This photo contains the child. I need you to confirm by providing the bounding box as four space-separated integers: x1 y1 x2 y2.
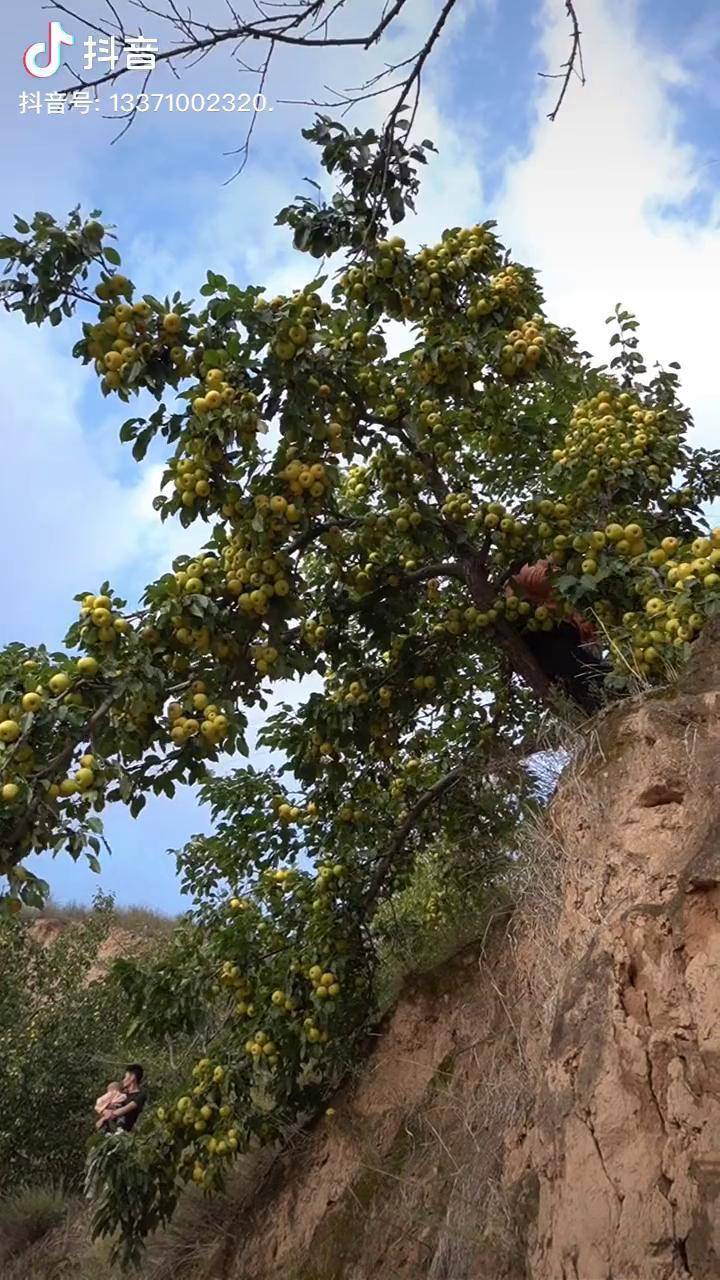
95 1080 125 1130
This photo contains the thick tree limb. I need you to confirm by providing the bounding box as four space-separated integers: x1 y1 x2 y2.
461 552 553 701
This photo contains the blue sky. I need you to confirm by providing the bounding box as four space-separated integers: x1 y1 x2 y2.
2 0 719 912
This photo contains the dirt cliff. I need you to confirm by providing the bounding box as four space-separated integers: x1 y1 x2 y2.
526 622 720 1279
193 623 720 1280
28 916 149 982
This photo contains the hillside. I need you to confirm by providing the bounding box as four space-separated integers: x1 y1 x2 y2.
27 905 176 983
5 620 719 1280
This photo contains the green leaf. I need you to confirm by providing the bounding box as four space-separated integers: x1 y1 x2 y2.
119 418 140 443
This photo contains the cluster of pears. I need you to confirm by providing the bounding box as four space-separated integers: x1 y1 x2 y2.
2 746 103 806
0 692 35 799
261 866 303 894
424 887 449 926
552 391 680 488
414 224 496 306
388 755 428 801
354 365 410 423
219 960 252 1004
276 457 333 515
191 369 262 441
619 530 720 674
85 275 194 394
168 617 230 663
411 673 438 695
306 963 341 1000
243 1029 280 1066
442 494 528 547
257 287 326 362
424 257 531 325
191 365 236 416
326 676 370 708
163 385 260 525
273 794 318 825
301 617 329 650
337 223 510 330
222 536 292 616
338 236 410 315
158 1062 239 1186
47 752 100 801
167 447 223 514
489 264 527 305
166 558 236 662
533 498 588 559
302 1015 330 1045
411 338 476 391
78 592 130 646
0 653 106 804
174 555 220 596
166 681 230 748
498 315 550 379
314 862 347 890
249 641 279 676
343 463 373 503
307 729 337 758
659 532 720 590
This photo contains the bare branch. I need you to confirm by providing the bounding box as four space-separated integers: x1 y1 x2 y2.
45 0 585 187
541 0 586 123
222 40 274 182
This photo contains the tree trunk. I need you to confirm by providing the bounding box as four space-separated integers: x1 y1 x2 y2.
460 551 553 701
526 620 720 1279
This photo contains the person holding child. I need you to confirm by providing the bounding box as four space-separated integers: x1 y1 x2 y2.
94 1063 146 1133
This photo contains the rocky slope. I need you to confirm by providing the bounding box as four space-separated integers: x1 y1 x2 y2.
526 621 720 1279
13 627 720 1280
196 621 720 1280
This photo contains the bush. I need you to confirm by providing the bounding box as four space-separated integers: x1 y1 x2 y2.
0 1184 69 1263
0 894 137 1193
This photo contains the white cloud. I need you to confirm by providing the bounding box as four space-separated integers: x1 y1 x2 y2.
495 0 720 451
0 317 201 647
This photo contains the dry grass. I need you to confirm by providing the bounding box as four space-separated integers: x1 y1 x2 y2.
346 814 569 1280
0 1188 117 1280
0 1185 71 1265
143 1151 278 1280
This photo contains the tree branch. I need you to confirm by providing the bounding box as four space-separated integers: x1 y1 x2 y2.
52 0 423 96
364 763 466 910
541 0 586 123
460 551 553 701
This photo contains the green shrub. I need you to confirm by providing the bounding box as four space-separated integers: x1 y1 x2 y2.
0 894 133 1193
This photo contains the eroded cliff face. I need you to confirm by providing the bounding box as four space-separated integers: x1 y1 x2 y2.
199 624 720 1280
526 622 720 1279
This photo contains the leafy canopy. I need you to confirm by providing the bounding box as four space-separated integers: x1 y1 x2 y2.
1 123 720 1261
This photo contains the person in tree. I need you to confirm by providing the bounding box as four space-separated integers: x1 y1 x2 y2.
511 560 610 711
96 1064 146 1134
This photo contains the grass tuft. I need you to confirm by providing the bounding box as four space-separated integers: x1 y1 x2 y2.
0 1184 70 1264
